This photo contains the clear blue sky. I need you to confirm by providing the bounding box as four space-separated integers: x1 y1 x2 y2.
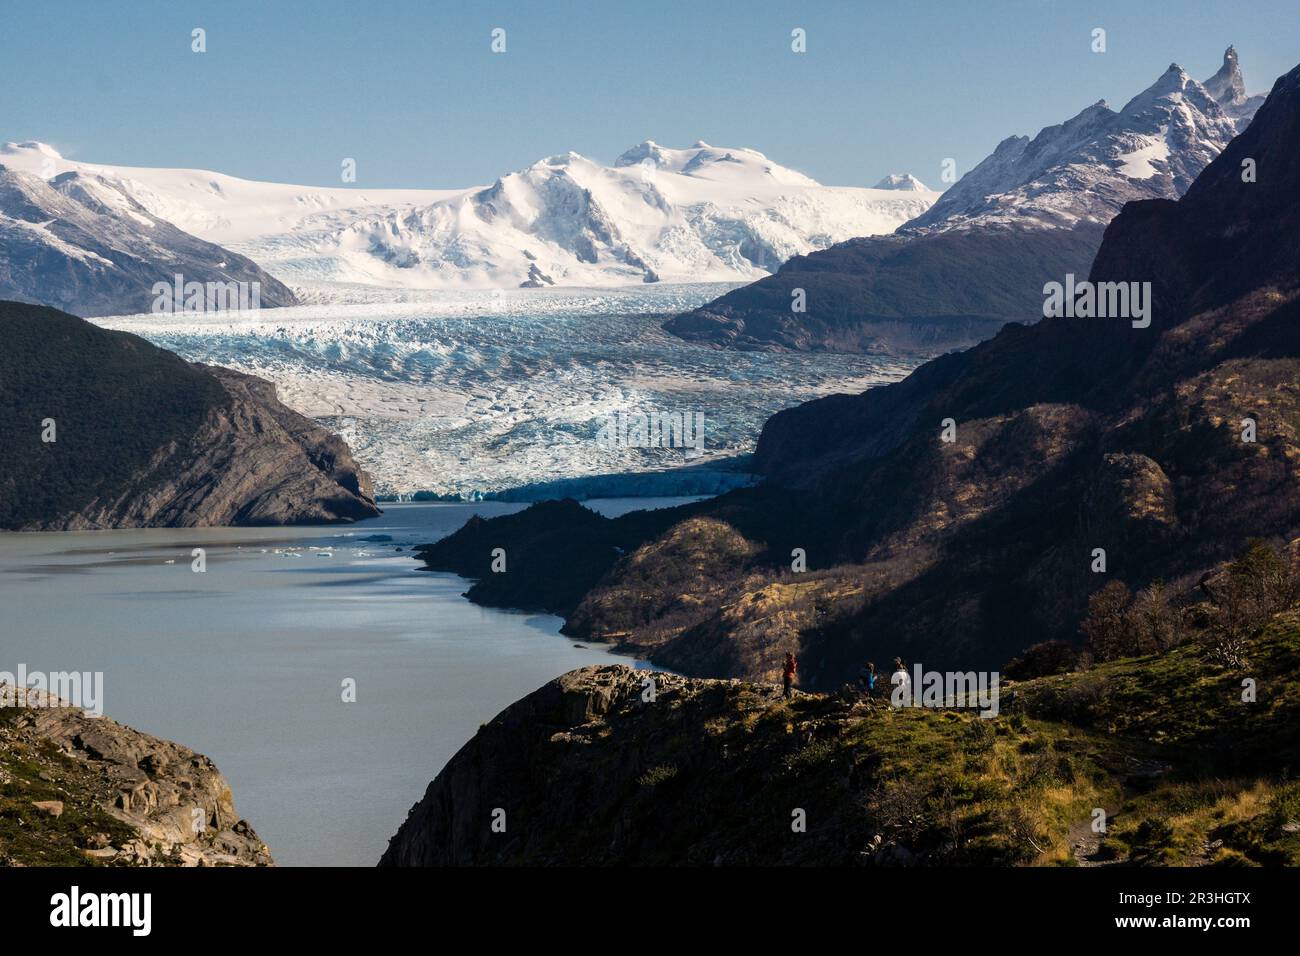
1 0 1295 189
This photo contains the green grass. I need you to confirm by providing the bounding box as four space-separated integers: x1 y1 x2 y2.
1017 613 1300 770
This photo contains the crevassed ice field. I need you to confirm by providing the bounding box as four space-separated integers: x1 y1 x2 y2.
96 284 914 498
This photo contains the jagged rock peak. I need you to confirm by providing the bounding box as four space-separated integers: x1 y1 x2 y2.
1205 45 1247 104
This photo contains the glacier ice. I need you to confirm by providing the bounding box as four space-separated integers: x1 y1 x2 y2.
94 285 918 498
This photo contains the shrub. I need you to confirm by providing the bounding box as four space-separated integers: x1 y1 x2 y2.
1127 818 1178 866
1004 640 1080 679
1199 541 1300 667
636 764 679 787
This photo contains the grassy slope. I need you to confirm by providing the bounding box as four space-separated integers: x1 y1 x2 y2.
853 614 1300 866
1013 615 1300 865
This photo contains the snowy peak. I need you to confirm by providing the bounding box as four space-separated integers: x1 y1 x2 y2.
873 173 929 191
0 138 938 293
1121 63 1193 110
1119 63 1220 120
1 140 64 161
334 143 937 289
613 139 669 168
906 51 1248 233
614 140 819 186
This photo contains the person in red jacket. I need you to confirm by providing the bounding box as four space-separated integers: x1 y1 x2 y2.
782 652 798 698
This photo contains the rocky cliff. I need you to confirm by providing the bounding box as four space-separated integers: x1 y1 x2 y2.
0 300 380 530
382 617 1300 867
0 685 272 866
380 664 903 866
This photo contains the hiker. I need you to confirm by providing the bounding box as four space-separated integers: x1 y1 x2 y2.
858 661 877 699
890 657 909 707
782 652 797 698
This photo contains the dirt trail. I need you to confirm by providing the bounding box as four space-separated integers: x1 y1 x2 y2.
1069 809 1120 866
1069 755 1173 865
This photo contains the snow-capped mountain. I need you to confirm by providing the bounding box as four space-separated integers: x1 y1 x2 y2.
0 141 444 246
665 47 1269 354
0 140 937 295
0 163 295 316
873 173 929 191
907 49 1263 233
316 142 937 289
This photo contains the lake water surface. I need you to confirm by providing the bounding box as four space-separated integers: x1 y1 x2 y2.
0 500 686 865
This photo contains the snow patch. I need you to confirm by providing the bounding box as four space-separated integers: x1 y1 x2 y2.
1116 126 1171 179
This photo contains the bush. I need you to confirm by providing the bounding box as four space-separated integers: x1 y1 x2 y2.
1199 541 1300 667
1127 818 1178 866
1004 641 1080 679
636 764 679 787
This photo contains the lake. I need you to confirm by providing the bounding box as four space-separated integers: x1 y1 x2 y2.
0 499 690 865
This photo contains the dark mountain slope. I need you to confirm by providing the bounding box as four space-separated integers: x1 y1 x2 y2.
661 225 1095 354
0 301 379 530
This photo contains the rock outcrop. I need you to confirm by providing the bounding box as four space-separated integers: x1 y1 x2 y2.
379 664 887 866
0 300 380 530
382 618 1300 867
0 685 273 866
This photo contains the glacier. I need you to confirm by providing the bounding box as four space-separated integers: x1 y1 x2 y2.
93 285 919 499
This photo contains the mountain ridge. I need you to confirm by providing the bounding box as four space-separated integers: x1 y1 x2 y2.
0 164 297 317
0 140 937 295
664 47 1266 354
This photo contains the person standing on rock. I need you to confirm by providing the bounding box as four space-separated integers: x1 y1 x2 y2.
890 658 910 708
782 653 798 698
859 661 877 699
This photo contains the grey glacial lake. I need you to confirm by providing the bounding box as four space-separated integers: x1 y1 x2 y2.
0 499 684 866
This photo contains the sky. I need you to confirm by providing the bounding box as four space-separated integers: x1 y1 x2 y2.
1 0 1297 190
